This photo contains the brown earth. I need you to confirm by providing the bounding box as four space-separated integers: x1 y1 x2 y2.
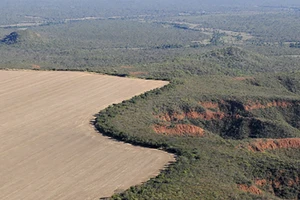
255 179 268 187
156 112 186 122
238 184 262 195
153 124 204 136
254 179 275 195
157 100 295 124
0 71 175 200
155 99 297 138
187 110 226 120
247 138 300 152
254 177 300 195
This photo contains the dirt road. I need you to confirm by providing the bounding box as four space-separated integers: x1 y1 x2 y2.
0 71 174 200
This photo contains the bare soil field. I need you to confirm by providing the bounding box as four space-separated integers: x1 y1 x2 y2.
0 71 174 200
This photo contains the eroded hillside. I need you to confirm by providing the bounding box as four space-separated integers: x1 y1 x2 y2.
96 70 300 199
2 4 300 198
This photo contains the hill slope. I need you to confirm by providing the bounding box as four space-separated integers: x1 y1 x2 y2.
95 72 300 199
1 30 42 45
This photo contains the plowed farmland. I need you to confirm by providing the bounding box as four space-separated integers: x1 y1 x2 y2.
0 70 174 200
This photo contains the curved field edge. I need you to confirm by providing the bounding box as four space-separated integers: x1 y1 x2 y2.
3 69 300 199
94 82 185 199
3 58 300 199
94 76 300 199
2 72 173 199
0 67 171 82
95 82 180 154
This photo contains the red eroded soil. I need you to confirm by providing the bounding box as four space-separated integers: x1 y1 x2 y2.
248 138 300 152
238 184 262 195
153 124 204 136
156 112 185 122
186 110 226 120
255 179 268 187
255 177 300 193
244 100 292 111
155 100 298 137
157 100 295 123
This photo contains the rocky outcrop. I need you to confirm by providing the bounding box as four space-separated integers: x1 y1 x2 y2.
247 138 300 152
154 99 300 139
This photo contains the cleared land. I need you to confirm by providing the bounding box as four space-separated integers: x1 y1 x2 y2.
0 71 174 200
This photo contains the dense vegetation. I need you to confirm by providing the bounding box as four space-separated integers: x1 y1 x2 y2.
2 1 300 199
95 72 300 199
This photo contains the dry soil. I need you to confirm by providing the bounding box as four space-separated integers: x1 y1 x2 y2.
0 70 174 200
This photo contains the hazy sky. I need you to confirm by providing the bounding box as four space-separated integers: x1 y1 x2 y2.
0 0 299 24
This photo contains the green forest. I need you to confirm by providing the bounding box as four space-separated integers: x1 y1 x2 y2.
2 1 300 199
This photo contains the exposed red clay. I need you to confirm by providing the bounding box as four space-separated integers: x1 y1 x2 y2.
238 184 262 195
156 100 298 137
248 138 300 152
157 100 296 123
254 177 300 196
186 110 226 120
255 179 268 187
153 124 204 136
156 112 185 122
